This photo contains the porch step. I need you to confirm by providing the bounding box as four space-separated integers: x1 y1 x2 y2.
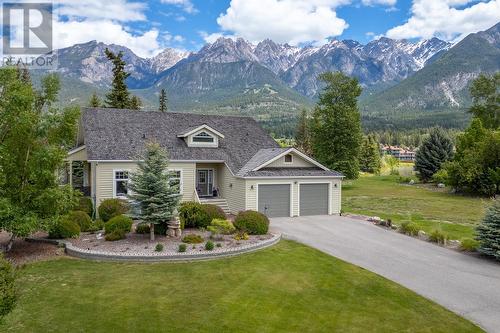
199 198 232 214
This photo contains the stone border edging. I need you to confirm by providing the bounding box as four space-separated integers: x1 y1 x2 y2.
27 233 281 262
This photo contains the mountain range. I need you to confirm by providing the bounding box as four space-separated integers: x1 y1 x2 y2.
42 22 500 134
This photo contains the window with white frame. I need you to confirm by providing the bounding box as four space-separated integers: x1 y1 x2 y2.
114 170 129 197
192 131 214 143
284 154 293 163
169 170 183 194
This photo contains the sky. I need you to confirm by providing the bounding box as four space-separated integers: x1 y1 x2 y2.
6 0 500 57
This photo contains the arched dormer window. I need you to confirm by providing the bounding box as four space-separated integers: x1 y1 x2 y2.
192 131 214 143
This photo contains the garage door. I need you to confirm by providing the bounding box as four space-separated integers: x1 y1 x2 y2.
258 184 291 217
300 184 329 216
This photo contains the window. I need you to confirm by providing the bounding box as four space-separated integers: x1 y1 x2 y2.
284 154 293 163
192 131 214 143
114 170 129 197
169 170 182 194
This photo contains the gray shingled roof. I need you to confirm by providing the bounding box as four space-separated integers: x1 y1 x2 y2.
81 108 279 174
80 108 342 178
245 168 343 177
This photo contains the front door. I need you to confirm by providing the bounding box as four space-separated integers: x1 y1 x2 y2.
196 169 213 196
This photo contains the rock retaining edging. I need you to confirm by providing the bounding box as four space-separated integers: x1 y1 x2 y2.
28 233 281 262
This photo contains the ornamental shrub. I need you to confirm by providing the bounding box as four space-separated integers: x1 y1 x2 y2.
179 202 226 229
49 216 80 239
460 238 480 252
178 244 187 252
477 200 500 260
205 240 214 251
0 254 16 317
399 222 419 236
75 197 94 216
135 222 168 235
201 204 226 223
104 215 133 235
155 243 164 252
105 229 126 241
428 229 448 244
182 234 204 244
415 127 454 182
67 210 92 232
208 219 235 235
98 199 129 222
234 211 269 235
135 223 150 234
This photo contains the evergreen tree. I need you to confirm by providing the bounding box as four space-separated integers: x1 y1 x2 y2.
311 72 362 179
104 48 131 109
159 88 168 112
477 200 500 261
128 142 181 241
359 135 381 174
0 66 80 251
469 73 499 129
415 127 454 182
88 92 101 107
294 108 312 155
129 95 142 110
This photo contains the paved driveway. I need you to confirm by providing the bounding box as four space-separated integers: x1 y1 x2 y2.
271 215 500 333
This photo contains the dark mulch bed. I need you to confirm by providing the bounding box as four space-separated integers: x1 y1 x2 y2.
1 231 65 266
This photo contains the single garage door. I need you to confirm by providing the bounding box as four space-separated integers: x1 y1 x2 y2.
258 184 291 217
300 183 329 216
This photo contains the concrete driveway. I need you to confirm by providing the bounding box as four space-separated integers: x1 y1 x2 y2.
271 215 500 333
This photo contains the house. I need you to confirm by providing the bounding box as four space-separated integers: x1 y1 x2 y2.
65 108 343 218
380 145 416 162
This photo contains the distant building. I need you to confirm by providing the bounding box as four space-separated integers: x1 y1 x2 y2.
380 145 416 162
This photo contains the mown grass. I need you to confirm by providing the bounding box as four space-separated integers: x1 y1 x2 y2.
342 175 491 240
0 241 481 333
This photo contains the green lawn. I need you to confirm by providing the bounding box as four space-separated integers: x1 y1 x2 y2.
343 175 491 240
1 241 481 332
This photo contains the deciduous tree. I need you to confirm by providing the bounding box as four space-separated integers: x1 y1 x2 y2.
294 108 312 155
469 73 499 129
359 135 381 174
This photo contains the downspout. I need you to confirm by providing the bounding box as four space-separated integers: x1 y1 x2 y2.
91 162 98 219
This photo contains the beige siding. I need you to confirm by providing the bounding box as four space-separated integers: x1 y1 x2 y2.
245 178 342 217
66 147 88 161
94 161 196 208
266 153 315 168
217 164 246 213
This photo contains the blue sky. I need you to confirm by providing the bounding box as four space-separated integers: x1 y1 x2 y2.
50 0 500 57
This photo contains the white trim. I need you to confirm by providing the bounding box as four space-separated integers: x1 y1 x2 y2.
67 145 86 155
243 175 343 179
177 124 225 138
252 148 330 172
297 181 331 216
196 168 216 196
187 130 219 148
112 169 131 199
256 183 293 218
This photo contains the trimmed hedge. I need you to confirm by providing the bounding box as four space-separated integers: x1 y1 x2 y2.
105 229 126 241
233 211 269 235
75 197 93 216
0 254 16 317
104 215 133 235
67 211 92 232
179 202 226 229
49 217 80 239
182 234 204 244
98 199 129 222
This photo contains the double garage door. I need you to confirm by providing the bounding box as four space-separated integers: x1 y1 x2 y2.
258 183 329 218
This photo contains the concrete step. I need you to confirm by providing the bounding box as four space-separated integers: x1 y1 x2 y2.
199 198 231 214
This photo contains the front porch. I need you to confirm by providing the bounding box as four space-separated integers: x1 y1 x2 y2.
195 164 222 198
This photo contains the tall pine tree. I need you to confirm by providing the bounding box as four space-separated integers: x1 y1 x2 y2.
128 142 181 241
311 72 362 179
294 108 312 155
477 200 500 261
359 135 381 174
159 88 168 112
415 127 454 182
104 48 140 109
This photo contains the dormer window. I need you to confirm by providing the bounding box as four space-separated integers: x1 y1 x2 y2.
192 131 214 143
284 154 293 163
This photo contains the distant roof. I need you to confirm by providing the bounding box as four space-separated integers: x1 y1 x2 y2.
80 108 279 174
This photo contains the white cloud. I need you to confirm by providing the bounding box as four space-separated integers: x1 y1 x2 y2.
386 0 500 41
160 0 197 14
362 0 397 6
57 0 147 22
214 0 350 46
